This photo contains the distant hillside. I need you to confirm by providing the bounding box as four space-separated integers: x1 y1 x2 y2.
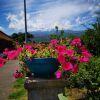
30 30 84 42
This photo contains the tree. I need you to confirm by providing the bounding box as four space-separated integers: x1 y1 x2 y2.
11 32 34 44
55 26 58 33
81 18 100 56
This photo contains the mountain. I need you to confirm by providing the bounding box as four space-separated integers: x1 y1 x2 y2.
30 30 84 42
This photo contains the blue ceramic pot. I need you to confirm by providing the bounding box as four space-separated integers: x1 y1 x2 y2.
25 58 60 78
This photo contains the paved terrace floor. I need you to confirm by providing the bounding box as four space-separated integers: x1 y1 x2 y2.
0 60 19 100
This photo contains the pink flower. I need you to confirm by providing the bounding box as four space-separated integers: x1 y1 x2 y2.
79 56 89 63
66 49 74 56
57 45 66 53
57 53 65 64
7 48 22 60
71 64 79 74
70 38 81 46
62 62 73 71
0 57 5 68
5 48 8 52
13 69 23 78
17 47 22 52
55 70 62 79
3 48 9 55
48 43 53 47
82 52 91 58
16 42 19 45
80 45 87 52
24 44 33 49
15 51 20 57
50 39 58 44
7 50 17 60
28 58 32 61
70 56 77 61
28 49 37 54
49 39 58 48
3 51 8 55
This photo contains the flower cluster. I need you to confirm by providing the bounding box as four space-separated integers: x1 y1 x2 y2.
0 42 57 78
13 69 23 78
0 38 91 79
0 57 5 68
50 38 91 79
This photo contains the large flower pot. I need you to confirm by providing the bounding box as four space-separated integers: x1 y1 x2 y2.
25 58 60 78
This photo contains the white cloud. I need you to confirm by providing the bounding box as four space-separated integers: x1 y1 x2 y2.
7 11 25 31
7 0 96 31
0 26 5 31
75 17 81 24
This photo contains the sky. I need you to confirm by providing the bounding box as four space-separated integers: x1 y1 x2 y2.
0 0 100 35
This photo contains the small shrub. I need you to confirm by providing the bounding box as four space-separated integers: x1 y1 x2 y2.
69 56 100 99
81 18 100 56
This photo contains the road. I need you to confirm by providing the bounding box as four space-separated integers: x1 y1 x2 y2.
0 60 19 100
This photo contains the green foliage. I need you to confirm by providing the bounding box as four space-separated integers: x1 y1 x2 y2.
69 56 100 99
67 34 79 41
8 78 27 100
58 93 68 100
55 26 59 33
49 27 80 44
49 34 59 40
49 26 65 40
11 32 33 45
81 18 100 56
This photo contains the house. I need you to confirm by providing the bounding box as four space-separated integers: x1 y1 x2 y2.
0 30 13 53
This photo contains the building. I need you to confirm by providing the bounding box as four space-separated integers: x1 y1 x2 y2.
0 30 13 53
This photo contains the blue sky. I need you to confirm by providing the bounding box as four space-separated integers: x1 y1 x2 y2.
0 0 99 35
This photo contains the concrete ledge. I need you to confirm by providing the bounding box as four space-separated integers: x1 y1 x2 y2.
24 77 68 100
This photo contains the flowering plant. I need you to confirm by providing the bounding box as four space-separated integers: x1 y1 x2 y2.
49 38 91 79
0 37 91 79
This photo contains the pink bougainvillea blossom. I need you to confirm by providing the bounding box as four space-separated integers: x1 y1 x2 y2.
71 64 79 74
66 49 74 56
55 70 62 79
62 62 73 71
79 56 89 63
57 45 66 53
57 53 65 64
0 57 5 68
70 38 81 46
13 69 23 78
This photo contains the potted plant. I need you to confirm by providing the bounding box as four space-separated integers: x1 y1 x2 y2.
1 38 91 79
5 41 60 78
17 42 60 78
0 38 92 100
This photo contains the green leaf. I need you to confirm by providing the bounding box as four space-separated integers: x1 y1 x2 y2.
58 93 68 100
